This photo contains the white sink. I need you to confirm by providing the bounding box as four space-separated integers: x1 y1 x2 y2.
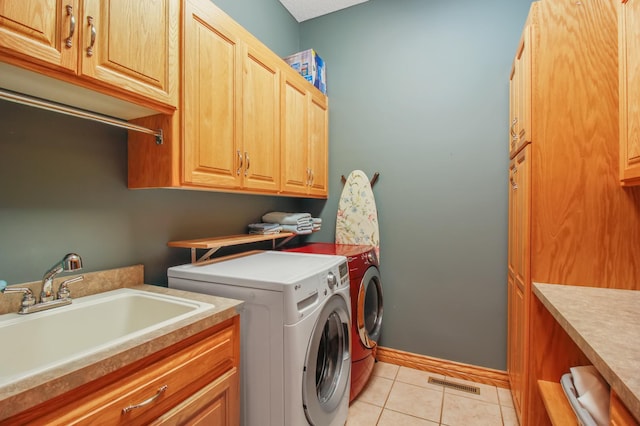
0 288 213 384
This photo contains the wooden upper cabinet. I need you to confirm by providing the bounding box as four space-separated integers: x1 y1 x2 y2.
129 0 328 198
242 43 281 192
0 0 178 110
80 0 178 107
280 67 329 198
509 23 532 158
619 0 640 185
308 92 328 197
0 0 79 72
281 69 310 195
183 0 242 189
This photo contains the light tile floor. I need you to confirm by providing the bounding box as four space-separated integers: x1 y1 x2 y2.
347 362 519 426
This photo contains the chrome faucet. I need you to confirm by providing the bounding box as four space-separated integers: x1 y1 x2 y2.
0 253 84 314
41 253 83 302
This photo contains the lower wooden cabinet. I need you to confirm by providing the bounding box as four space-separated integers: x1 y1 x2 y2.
152 368 239 425
3 317 240 426
507 146 531 423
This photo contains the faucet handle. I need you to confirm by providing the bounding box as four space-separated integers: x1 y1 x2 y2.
57 275 84 300
2 286 37 309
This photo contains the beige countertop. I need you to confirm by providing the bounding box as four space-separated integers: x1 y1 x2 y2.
0 265 243 421
533 283 640 421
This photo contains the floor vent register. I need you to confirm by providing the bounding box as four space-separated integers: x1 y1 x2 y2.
427 377 481 395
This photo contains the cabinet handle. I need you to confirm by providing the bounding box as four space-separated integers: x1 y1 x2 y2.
244 152 250 176
309 169 314 186
510 117 519 140
121 385 168 414
86 16 96 57
237 150 243 175
65 5 75 48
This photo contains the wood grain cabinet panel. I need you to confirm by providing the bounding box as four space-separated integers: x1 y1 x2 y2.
619 0 640 185
242 43 281 193
0 0 178 110
280 66 328 198
507 0 640 424
508 21 532 158
80 0 178 107
182 0 242 189
507 146 530 424
0 0 79 72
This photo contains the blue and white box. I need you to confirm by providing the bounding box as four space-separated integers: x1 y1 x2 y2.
283 49 327 94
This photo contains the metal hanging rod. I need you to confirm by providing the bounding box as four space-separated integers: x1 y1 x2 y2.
0 88 163 145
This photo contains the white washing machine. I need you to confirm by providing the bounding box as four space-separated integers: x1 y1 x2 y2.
168 251 351 426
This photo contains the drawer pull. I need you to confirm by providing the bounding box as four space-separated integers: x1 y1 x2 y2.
121 385 168 414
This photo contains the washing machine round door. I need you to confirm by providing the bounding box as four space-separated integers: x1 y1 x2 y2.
302 294 351 425
358 266 383 349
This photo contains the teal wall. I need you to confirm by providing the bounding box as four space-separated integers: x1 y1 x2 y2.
0 0 533 370
300 0 534 369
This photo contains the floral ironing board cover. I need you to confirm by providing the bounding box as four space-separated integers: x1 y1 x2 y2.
336 170 380 258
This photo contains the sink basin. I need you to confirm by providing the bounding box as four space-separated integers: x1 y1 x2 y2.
0 288 213 384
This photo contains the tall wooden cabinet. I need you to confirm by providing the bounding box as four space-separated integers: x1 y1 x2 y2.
507 0 640 424
0 0 178 109
619 0 640 185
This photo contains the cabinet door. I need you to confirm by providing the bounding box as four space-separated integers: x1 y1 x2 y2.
619 0 640 184
308 92 329 197
152 368 240 426
509 23 532 158
281 70 310 195
242 42 280 192
183 0 242 189
80 0 177 106
0 0 78 71
507 146 530 421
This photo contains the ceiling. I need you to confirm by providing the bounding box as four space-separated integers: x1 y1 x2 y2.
278 0 369 22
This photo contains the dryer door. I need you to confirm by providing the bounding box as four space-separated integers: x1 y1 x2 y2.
302 294 351 425
358 266 383 349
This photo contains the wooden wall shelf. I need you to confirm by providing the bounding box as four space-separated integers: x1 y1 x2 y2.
168 233 296 263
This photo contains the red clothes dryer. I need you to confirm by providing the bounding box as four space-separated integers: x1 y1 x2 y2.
285 243 383 402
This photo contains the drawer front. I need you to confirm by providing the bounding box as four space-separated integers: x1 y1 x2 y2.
35 324 236 425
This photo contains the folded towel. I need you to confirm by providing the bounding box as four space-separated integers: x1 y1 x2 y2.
571 366 610 426
262 212 312 225
280 224 313 234
312 218 322 224
248 223 283 235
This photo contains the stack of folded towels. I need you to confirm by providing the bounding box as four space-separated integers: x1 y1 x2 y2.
247 212 322 235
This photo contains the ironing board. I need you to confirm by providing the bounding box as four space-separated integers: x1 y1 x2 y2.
336 170 380 258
